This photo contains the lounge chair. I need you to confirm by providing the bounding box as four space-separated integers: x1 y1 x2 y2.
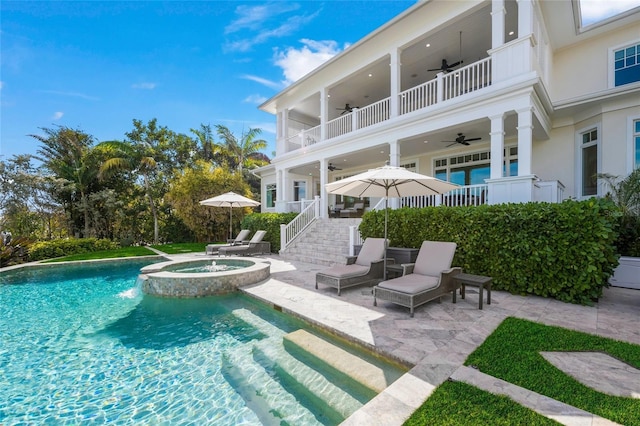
206 229 251 255
340 202 365 218
315 237 387 295
373 241 461 317
218 230 270 256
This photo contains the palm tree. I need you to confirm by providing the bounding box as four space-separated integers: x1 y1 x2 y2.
190 124 225 163
215 125 268 173
31 126 98 238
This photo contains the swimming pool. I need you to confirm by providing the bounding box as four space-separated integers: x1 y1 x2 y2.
0 259 404 425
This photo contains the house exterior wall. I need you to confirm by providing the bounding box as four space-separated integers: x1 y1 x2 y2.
551 23 640 101
255 0 640 212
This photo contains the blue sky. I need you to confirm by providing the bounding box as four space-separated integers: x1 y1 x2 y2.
2 1 639 162
0 1 415 159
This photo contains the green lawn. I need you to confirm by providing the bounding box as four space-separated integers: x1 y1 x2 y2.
150 242 208 254
42 246 157 262
407 317 640 426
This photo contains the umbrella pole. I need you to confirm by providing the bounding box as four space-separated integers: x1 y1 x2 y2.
383 192 388 280
229 206 233 241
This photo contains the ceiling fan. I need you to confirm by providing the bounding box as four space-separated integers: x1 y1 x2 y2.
328 162 343 171
441 133 482 147
428 58 463 73
336 103 358 115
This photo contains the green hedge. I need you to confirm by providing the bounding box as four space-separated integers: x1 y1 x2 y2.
359 199 620 305
241 212 298 253
28 238 120 262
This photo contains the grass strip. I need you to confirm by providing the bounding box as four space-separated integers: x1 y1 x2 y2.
150 242 208 254
404 380 560 425
465 317 640 426
42 246 157 262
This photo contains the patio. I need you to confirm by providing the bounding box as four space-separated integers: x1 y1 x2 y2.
238 254 640 426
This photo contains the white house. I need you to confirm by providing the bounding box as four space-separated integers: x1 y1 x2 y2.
254 0 640 221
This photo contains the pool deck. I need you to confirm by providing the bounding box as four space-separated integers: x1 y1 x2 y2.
150 252 640 425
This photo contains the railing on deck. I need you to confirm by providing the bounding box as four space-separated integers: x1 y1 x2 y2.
284 57 492 151
400 79 438 114
356 98 390 129
401 184 489 208
280 196 320 252
326 114 353 139
442 57 492 101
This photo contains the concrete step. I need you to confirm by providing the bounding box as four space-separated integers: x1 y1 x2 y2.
231 309 364 422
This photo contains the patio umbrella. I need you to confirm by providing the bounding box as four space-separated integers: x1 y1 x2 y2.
325 164 459 278
199 191 260 240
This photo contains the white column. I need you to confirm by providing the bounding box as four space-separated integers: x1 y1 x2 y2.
390 48 401 118
320 158 328 218
281 110 289 153
517 107 533 176
389 140 400 167
320 88 327 141
517 0 534 37
491 0 505 49
489 113 505 179
275 168 284 212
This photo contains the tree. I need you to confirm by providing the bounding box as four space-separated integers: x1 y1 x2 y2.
215 125 269 173
190 124 225 164
98 119 175 244
166 161 252 242
30 126 99 238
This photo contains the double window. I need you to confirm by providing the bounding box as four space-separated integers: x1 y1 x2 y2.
613 42 640 87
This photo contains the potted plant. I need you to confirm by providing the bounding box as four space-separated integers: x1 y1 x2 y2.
599 169 640 289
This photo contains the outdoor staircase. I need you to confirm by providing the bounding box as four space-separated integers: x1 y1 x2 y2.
279 218 361 266
221 308 377 425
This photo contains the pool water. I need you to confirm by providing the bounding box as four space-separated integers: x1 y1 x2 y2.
0 260 403 425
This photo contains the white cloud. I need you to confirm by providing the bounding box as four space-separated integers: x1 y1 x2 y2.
225 3 301 34
580 0 640 25
244 94 268 104
132 82 156 90
52 111 64 120
40 90 99 101
240 74 283 90
223 3 320 52
274 39 343 84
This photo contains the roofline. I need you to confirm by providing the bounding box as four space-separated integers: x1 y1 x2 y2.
258 0 430 114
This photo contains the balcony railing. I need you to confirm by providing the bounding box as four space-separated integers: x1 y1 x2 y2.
401 184 489 208
283 57 493 151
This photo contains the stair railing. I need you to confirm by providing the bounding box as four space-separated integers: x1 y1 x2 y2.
280 196 320 253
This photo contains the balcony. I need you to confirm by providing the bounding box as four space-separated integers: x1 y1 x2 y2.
284 57 492 152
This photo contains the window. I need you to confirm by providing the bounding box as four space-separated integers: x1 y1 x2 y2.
614 42 640 86
293 181 306 201
634 119 640 170
433 147 517 184
580 128 599 196
266 184 276 208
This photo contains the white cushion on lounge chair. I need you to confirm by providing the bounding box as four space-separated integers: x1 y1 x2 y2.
355 237 386 266
413 241 456 276
320 264 370 279
377 274 439 294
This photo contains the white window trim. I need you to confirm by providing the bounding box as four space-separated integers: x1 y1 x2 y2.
608 38 640 88
575 123 601 199
629 115 640 173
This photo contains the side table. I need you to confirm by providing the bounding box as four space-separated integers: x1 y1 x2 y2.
385 264 404 279
454 273 492 309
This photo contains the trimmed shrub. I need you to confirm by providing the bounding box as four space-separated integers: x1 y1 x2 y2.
28 238 120 262
241 212 298 252
359 199 619 304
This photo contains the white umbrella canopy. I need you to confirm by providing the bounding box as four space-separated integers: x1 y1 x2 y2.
199 191 260 240
325 164 459 278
